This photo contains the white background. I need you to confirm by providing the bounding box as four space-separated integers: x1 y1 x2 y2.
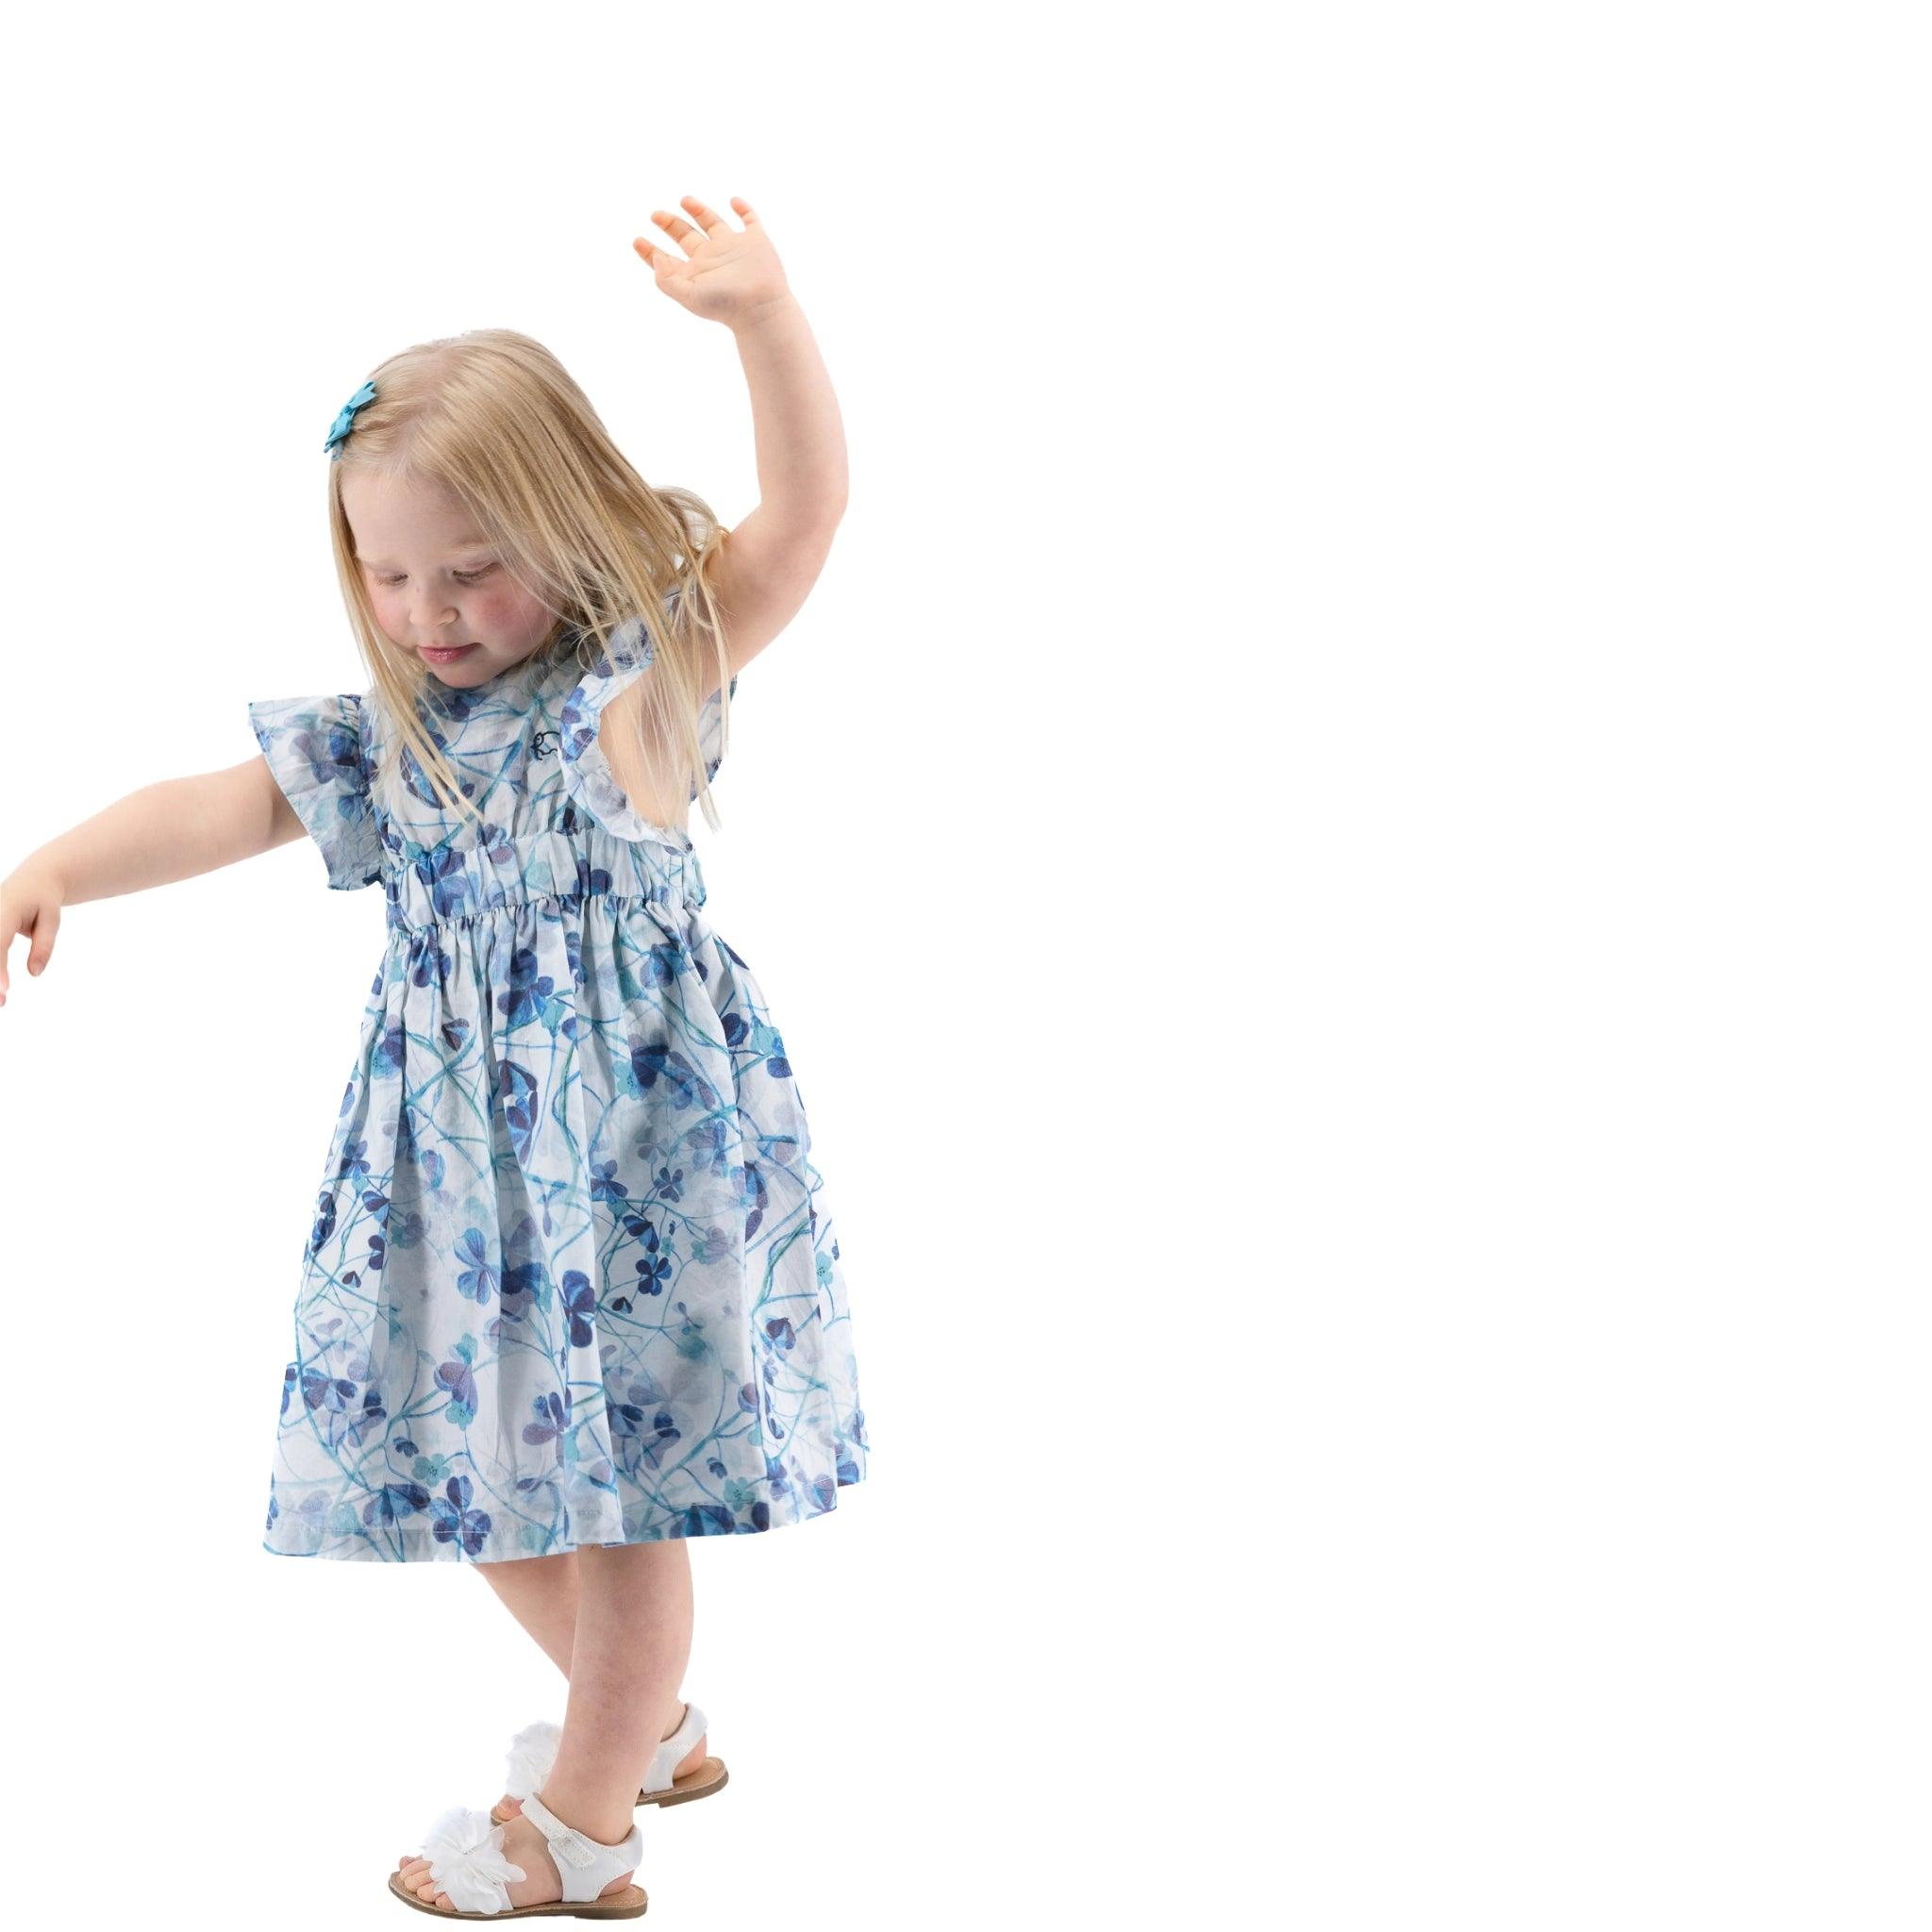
0 4 1925 1927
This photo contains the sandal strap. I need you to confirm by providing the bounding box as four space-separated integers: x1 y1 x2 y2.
642 1701 708 1793
519 1790 643 1905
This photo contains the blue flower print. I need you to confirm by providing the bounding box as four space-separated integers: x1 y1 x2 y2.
629 1039 715 1112
366 1482 431 1528
497 946 557 1031
300 1365 354 1414
308 1191 337 1253
499 1062 541 1167
642 941 684 988
560 1272 597 1349
429 1474 491 1557
436 1339 478 1425
523 1390 571 1455
455 1228 499 1306
631 1237 672 1300
420 843 480 921
739 1161 768 1241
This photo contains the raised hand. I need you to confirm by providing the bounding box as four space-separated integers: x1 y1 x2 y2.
633 195 793 328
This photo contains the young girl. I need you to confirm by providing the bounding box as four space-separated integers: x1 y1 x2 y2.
0 195 868 1920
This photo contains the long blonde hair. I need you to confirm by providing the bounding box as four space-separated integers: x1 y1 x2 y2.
325 327 732 835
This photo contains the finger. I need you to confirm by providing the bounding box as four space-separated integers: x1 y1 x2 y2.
678 195 734 236
633 240 691 292
649 210 705 256
27 904 58 974
730 196 760 226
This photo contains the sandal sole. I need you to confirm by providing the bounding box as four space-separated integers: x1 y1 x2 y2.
640 1758 729 1807
387 1871 647 1919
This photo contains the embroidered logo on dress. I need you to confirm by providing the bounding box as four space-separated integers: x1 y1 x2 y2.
529 730 558 760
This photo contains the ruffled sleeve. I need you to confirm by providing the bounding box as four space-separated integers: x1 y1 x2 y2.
558 593 740 843
247 691 384 891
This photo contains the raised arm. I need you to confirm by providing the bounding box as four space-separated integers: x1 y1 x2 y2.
707 293 850 680
634 195 850 682
0 756 303 1002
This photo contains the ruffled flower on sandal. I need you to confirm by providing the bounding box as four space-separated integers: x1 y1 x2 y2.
390 1790 646 1920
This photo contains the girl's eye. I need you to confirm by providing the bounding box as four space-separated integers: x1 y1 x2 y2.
375 565 495 587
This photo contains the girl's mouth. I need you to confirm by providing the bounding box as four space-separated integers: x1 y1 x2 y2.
422 643 479 665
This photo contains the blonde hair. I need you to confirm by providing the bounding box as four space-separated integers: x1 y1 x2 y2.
325 327 732 835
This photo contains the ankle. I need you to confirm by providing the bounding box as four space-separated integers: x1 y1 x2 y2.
531 1784 634 1852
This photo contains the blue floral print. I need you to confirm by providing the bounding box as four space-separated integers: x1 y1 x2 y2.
247 606 869 1561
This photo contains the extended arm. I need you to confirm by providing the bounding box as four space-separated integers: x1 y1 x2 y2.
14 757 301 906
1 757 304 998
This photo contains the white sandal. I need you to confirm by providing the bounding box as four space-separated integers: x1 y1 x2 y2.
389 1789 648 1920
494 1705 728 1822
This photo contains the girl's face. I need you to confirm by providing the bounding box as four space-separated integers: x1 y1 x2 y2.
341 467 559 687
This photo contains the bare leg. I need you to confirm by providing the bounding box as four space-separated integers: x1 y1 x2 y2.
475 1550 579 1675
472 1547 708 1811
396 1540 698 1910
541 1539 695 1841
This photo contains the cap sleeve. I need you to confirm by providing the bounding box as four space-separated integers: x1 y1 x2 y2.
558 589 740 842
248 691 384 891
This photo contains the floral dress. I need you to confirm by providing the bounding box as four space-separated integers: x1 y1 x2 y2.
246 608 869 1561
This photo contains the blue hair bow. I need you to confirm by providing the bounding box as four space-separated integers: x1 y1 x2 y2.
324 378 378 458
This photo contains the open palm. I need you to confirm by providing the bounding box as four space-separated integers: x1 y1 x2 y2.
634 195 791 326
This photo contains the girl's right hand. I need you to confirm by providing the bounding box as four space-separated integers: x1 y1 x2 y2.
0 867 62 1006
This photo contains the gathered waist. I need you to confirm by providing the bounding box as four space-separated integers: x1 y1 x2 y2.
380 824 708 936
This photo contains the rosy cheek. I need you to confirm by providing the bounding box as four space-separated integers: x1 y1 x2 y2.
478 588 543 636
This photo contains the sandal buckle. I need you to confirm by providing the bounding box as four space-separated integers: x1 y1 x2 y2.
550 1830 597 1871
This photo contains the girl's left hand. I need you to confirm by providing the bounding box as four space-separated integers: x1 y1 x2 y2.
634 196 793 329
